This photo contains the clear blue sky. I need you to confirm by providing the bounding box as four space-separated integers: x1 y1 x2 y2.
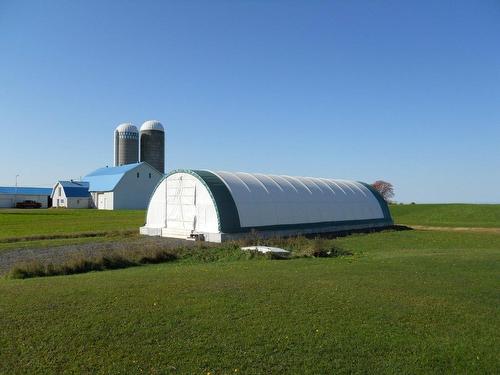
1 0 499 203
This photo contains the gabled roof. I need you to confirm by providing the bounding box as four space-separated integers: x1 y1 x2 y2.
0 186 52 195
83 162 143 192
54 181 90 198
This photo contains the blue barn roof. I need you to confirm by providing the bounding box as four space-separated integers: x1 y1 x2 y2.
83 163 142 192
0 186 52 195
55 181 90 198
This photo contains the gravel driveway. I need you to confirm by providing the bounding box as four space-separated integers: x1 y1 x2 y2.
0 237 197 276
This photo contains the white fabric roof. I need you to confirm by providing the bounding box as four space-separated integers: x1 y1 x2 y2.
207 170 385 228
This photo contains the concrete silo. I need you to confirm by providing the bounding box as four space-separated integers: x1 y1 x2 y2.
140 120 165 173
114 123 139 166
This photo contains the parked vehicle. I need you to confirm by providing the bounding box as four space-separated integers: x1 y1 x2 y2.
16 200 42 209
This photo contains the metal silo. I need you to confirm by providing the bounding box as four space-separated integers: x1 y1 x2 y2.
114 123 139 166
140 120 165 173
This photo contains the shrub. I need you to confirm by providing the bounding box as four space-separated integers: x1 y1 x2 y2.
137 250 178 264
8 261 46 279
7 247 179 279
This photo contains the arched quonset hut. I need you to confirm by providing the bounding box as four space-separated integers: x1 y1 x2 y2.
140 170 393 242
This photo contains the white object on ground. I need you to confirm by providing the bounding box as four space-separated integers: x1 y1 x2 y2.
241 246 290 254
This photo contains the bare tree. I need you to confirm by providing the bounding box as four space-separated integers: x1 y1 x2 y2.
371 180 394 202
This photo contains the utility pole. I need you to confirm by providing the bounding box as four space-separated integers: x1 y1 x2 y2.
14 174 19 207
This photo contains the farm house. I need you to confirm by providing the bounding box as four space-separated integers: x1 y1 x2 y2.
51 181 91 208
140 169 393 242
83 162 163 210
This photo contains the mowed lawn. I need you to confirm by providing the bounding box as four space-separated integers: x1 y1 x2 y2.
0 209 146 239
390 203 500 228
1 229 499 374
0 204 499 373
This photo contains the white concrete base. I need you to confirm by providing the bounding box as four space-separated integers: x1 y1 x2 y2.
139 226 162 236
140 221 392 243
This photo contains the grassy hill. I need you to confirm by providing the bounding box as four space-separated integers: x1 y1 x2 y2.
1 229 499 374
390 203 500 228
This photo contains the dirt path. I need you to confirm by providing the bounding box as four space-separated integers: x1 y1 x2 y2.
407 225 500 234
0 237 196 276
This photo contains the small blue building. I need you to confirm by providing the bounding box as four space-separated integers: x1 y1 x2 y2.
51 181 91 208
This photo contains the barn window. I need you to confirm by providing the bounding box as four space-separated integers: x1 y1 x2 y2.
149 173 151 179
137 172 140 178
58 187 61 196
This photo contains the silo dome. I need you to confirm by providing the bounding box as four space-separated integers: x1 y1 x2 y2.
140 120 165 174
114 123 139 166
140 120 164 132
116 123 139 134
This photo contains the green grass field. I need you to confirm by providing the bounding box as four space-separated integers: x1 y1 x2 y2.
390 203 500 228
0 205 499 373
0 209 145 253
1 204 498 242
0 209 146 240
1 230 499 374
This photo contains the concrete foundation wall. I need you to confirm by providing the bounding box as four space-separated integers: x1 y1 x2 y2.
141 221 392 243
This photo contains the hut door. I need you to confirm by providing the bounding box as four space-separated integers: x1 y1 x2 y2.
167 175 197 234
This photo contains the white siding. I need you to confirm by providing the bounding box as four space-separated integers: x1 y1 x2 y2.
96 192 114 210
0 196 14 208
112 164 163 210
51 183 67 208
67 197 91 209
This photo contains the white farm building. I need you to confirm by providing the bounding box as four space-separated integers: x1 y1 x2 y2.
0 187 52 208
140 169 393 242
51 181 91 208
84 162 163 210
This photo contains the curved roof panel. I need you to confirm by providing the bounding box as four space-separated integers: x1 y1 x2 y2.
201 170 388 229
163 170 392 233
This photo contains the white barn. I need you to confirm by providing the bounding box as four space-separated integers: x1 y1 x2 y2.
51 181 91 208
0 187 52 208
84 162 163 210
141 169 393 242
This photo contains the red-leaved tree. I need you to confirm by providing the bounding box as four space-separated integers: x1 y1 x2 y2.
371 180 394 202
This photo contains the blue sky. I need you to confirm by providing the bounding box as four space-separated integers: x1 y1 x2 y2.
0 0 499 203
